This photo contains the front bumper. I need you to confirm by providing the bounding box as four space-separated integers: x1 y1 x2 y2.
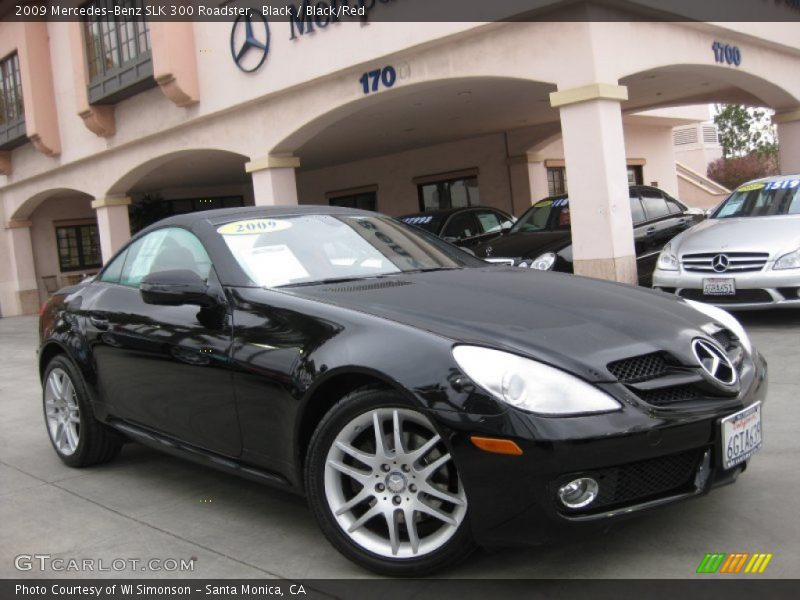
653 267 800 310
429 351 767 548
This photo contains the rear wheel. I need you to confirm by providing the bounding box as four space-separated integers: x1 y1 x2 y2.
43 356 122 467
305 388 474 576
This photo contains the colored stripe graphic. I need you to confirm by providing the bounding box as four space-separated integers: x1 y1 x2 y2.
719 553 749 573
697 553 726 574
744 553 773 574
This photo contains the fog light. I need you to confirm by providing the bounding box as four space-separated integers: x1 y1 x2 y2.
558 477 599 508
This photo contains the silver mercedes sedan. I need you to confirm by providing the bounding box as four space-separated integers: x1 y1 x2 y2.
653 174 800 309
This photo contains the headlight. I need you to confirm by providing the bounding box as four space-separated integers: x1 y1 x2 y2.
774 248 800 270
452 345 621 415
517 261 530 268
656 243 679 271
684 299 753 355
531 252 556 270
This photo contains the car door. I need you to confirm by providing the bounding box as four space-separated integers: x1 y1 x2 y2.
630 190 662 287
665 194 700 231
86 227 241 456
441 210 482 247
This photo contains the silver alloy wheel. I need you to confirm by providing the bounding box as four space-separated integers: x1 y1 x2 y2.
44 368 80 456
324 407 467 559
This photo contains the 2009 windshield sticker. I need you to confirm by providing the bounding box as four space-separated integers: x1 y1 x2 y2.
217 219 292 235
737 182 765 192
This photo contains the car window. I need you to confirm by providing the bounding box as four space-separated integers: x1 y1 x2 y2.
629 194 646 225
218 215 466 288
442 212 479 240
512 196 568 233
474 210 503 234
99 249 128 283
714 179 800 218
119 227 212 288
640 190 670 220
665 197 683 214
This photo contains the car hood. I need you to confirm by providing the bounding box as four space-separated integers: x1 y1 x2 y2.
286 267 712 382
473 231 569 259
671 215 800 259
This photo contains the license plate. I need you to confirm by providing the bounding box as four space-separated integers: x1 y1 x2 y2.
720 402 762 470
703 278 736 296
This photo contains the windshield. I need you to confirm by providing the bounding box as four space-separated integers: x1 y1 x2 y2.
218 214 464 288
511 197 570 233
713 179 800 218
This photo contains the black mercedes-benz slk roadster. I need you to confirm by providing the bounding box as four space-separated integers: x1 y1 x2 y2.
38 206 766 575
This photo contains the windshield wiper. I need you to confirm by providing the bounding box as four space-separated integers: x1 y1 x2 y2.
281 275 392 288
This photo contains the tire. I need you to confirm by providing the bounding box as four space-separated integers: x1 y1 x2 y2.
42 355 123 468
305 387 475 576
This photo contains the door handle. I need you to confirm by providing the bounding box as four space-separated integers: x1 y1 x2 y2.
645 227 656 236
89 315 109 330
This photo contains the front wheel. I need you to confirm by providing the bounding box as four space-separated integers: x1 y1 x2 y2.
305 388 474 576
42 355 122 467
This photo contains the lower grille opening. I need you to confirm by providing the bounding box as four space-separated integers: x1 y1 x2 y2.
636 385 701 406
559 448 704 514
777 287 800 300
679 288 773 304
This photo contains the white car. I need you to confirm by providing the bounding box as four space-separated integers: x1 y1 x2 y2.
653 174 800 309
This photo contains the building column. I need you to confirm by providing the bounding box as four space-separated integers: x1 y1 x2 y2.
550 83 636 285
775 109 800 175
5 219 39 315
91 196 132 262
526 153 549 205
246 156 301 206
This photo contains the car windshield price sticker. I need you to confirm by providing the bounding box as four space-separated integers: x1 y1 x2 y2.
721 402 762 470
217 219 292 235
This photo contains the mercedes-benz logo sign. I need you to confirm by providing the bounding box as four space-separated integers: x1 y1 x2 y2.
692 338 737 386
230 12 270 73
711 253 730 273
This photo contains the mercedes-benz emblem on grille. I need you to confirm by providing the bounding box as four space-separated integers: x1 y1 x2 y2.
711 254 730 273
692 339 737 385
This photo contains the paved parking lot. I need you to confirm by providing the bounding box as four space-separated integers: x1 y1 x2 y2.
1 312 798 579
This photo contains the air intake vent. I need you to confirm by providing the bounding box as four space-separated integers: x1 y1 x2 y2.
673 127 698 146
322 280 413 293
702 125 719 144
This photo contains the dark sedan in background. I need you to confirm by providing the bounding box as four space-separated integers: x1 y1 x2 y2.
39 206 763 576
473 186 704 286
401 206 515 250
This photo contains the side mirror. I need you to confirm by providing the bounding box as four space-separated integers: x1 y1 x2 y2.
501 221 514 231
140 270 215 307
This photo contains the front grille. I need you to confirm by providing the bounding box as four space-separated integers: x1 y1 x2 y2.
607 352 670 383
563 449 703 513
637 384 701 406
679 288 773 304
608 328 744 408
682 252 769 273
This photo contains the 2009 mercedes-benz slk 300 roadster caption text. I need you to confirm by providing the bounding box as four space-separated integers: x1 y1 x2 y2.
39 206 766 575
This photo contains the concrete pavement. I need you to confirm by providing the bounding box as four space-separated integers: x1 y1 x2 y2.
1 312 798 579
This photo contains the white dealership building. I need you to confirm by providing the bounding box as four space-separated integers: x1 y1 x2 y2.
1 0 800 316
